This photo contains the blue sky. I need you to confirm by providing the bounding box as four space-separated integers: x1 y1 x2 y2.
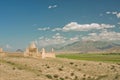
0 0 120 51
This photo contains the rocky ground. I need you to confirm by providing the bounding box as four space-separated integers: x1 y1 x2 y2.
0 55 120 80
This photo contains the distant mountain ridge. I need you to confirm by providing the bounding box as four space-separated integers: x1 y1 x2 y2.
55 40 120 53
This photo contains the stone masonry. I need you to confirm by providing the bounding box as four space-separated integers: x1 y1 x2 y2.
24 42 55 59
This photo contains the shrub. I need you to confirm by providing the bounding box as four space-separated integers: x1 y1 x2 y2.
12 67 16 70
74 76 78 80
70 62 74 65
99 63 102 65
75 64 78 67
60 77 64 80
83 64 86 66
70 72 74 76
78 69 81 71
58 68 63 71
65 76 68 79
82 78 86 80
83 74 86 77
53 74 59 78
115 75 118 79
46 74 52 79
47 66 50 68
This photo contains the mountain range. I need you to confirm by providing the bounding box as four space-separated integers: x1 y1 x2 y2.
53 40 120 53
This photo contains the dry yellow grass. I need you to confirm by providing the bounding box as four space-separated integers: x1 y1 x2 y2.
0 53 120 80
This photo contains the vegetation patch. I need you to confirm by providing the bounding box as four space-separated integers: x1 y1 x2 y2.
57 53 120 63
45 74 53 79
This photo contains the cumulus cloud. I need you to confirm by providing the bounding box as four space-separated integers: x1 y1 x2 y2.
70 36 79 41
116 13 120 18
106 11 120 18
34 33 80 47
62 22 115 31
35 33 67 47
48 5 58 9
52 33 66 41
106 11 111 14
82 30 120 41
112 11 117 14
38 27 50 31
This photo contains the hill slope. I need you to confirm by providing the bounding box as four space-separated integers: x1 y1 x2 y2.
56 41 120 53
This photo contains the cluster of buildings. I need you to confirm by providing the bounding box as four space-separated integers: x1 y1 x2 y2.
24 42 56 59
0 42 56 59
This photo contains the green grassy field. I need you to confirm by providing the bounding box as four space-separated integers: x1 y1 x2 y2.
57 53 120 63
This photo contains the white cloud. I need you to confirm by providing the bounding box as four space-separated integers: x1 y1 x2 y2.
82 30 120 41
35 33 67 47
38 27 50 31
88 33 97 36
48 5 58 9
52 33 66 40
34 32 83 47
116 13 120 18
106 11 120 18
52 28 62 31
106 11 111 14
62 22 115 31
70 36 79 41
112 12 117 14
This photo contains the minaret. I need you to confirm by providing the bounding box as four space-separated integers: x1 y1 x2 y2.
42 48 45 59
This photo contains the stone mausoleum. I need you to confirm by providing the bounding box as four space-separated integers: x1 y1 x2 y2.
24 42 55 59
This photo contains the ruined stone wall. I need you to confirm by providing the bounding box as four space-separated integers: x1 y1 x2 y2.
44 53 56 58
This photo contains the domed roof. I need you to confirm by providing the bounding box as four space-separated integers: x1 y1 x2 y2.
29 42 36 49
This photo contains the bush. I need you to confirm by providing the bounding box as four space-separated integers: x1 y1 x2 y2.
74 76 78 80
58 68 63 71
47 66 50 68
65 76 68 79
12 67 16 70
70 72 74 76
70 62 74 65
53 74 59 78
46 74 52 79
60 77 64 80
